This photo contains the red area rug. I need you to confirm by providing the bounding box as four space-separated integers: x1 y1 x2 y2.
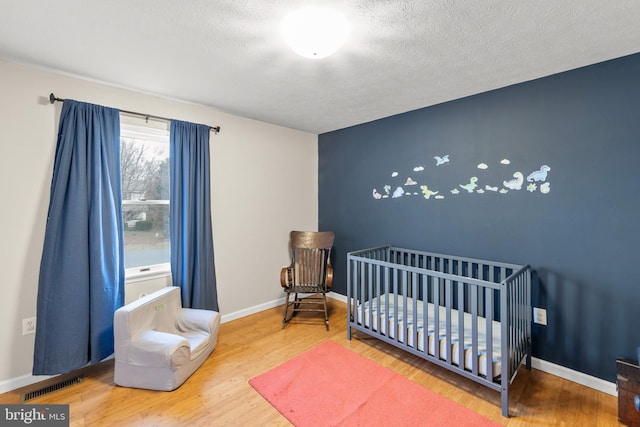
249 340 500 426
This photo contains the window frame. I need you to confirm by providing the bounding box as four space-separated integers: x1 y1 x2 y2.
120 120 171 280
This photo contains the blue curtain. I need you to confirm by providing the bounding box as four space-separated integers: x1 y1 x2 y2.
170 120 219 311
33 100 124 375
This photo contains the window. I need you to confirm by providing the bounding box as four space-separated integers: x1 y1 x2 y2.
120 122 170 276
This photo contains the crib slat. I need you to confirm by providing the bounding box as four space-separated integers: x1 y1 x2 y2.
445 278 452 365
457 280 465 370
516 274 526 372
485 287 494 379
511 277 517 376
393 266 399 342
514 276 520 361
422 273 429 353
347 257 358 341
509 277 515 376
375 264 381 334
401 269 408 345
471 284 479 376
514 278 520 374
353 258 360 328
365 261 371 329
433 279 440 360
384 265 390 336
412 272 418 350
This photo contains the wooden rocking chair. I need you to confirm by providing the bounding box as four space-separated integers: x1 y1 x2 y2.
280 231 334 330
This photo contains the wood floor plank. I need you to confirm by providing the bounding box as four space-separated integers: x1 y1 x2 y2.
0 299 622 426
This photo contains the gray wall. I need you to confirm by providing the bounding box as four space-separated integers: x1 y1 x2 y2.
319 52 640 382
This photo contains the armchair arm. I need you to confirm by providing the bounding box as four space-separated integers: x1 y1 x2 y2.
280 266 293 288
326 265 333 289
125 330 190 368
177 308 220 334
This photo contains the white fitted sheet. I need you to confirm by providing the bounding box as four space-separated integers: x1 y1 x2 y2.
356 295 502 378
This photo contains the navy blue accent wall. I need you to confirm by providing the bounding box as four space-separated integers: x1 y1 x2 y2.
319 52 640 382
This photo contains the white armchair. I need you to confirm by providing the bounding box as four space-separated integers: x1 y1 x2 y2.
114 286 221 391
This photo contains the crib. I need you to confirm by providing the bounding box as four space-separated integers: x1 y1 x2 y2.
347 245 532 417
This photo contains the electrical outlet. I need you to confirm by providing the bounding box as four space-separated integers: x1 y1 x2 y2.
22 317 36 335
533 308 547 325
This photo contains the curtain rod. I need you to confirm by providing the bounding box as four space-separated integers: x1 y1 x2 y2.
49 93 221 134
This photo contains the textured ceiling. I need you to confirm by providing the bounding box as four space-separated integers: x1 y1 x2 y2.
1 1 639 134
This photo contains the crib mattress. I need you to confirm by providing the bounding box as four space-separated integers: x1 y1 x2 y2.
356 295 502 378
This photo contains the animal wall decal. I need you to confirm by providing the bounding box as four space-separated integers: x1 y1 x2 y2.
527 165 551 182
503 172 524 190
371 155 552 201
434 155 450 165
459 177 478 193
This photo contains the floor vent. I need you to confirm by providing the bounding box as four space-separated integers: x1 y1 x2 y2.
21 375 84 402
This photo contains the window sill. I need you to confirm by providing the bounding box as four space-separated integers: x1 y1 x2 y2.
125 264 171 283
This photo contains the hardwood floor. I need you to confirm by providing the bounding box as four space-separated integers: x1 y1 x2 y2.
0 300 621 426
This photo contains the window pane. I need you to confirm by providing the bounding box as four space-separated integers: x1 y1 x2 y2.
123 204 170 269
120 123 170 271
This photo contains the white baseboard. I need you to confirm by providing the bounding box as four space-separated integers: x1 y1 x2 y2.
0 373 55 395
220 292 346 324
327 291 348 303
531 357 617 396
220 297 286 323
0 356 116 395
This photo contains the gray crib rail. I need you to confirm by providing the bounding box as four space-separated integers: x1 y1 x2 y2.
346 245 531 417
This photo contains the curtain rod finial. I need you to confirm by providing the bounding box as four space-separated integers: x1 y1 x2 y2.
49 93 56 104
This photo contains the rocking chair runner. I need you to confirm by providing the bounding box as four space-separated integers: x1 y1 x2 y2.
280 231 334 330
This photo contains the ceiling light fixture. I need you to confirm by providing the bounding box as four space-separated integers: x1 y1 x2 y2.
281 7 351 59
